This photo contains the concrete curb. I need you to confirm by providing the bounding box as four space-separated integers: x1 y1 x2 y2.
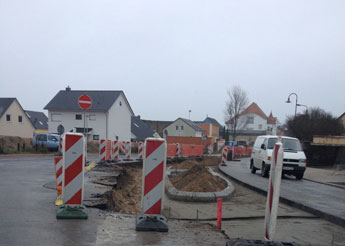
218 163 345 228
165 167 235 202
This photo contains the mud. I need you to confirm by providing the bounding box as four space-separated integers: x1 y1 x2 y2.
170 165 227 192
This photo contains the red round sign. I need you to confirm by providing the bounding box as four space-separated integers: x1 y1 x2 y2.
78 94 92 110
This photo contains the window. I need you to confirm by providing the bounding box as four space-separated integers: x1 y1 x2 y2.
76 114 82 120
6 114 11 122
181 125 184 130
258 124 262 129
93 135 99 140
38 134 47 141
18 115 22 123
247 116 254 124
176 125 178 130
89 114 96 121
51 113 62 122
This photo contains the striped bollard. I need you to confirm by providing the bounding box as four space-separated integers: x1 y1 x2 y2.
138 142 143 159
57 132 88 219
112 140 119 161
99 139 106 162
53 154 63 206
125 141 131 159
121 141 126 155
264 138 283 241
136 138 168 232
221 147 228 165
176 143 181 157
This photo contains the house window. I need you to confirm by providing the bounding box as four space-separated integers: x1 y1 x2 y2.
258 124 262 129
247 117 254 124
176 125 178 130
89 114 96 121
51 113 62 122
6 114 11 122
93 135 99 140
18 115 22 123
181 125 184 130
76 114 82 120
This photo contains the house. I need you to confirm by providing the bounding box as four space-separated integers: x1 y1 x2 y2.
338 113 345 132
25 110 48 134
226 102 278 145
142 119 173 138
196 117 221 144
44 87 134 141
0 98 39 138
131 116 155 141
163 118 206 138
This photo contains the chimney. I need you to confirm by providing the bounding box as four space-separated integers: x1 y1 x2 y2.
66 86 71 91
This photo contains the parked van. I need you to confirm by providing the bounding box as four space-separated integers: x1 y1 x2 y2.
250 135 307 180
33 133 60 151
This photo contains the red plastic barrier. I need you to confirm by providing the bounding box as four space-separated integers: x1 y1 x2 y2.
105 140 111 160
181 144 203 157
167 144 177 157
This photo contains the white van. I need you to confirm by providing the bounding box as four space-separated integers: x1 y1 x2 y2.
250 135 307 180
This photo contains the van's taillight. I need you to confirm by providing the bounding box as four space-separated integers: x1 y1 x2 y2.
267 156 271 161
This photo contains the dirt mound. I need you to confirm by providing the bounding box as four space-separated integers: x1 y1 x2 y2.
170 165 227 192
0 136 33 153
172 156 221 169
108 166 142 214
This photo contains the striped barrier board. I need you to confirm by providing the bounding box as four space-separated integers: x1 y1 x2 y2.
136 138 168 232
112 140 119 160
105 140 111 161
125 141 131 159
264 139 283 241
57 132 87 219
99 139 106 162
138 142 143 159
176 143 181 157
221 147 228 164
54 155 63 195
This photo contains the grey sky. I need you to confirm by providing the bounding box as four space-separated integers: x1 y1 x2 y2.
1 0 344 125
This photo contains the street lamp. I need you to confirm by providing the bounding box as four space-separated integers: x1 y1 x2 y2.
286 93 298 116
297 103 308 114
188 110 192 120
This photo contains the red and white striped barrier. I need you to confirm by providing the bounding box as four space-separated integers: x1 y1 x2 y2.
141 138 167 214
54 155 63 195
264 139 283 241
99 139 106 162
121 141 126 154
112 140 119 160
208 145 213 155
125 141 131 159
138 142 143 159
176 143 181 157
59 136 63 153
62 133 85 205
105 140 111 161
221 147 228 164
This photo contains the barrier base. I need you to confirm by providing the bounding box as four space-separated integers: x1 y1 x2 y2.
56 205 88 219
55 195 63 206
227 238 300 246
135 214 168 232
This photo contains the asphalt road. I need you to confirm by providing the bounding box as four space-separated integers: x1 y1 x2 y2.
219 158 345 227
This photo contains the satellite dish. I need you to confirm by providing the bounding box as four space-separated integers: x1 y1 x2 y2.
57 125 65 135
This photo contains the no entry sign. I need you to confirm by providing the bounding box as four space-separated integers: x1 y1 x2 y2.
78 94 92 110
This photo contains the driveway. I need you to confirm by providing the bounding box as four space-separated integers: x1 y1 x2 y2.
219 158 345 227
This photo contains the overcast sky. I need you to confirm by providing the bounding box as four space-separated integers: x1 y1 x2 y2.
1 0 344 125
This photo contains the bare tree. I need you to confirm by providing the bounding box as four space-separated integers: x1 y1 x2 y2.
224 86 249 141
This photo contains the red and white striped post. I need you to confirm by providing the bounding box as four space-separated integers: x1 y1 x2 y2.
112 140 119 161
57 132 88 219
136 138 168 232
221 147 228 165
141 138 167 214
264 138 284 241
176 143 181 157
54 155 63 206
138 141 144 159
121 141 126 155
125 141 131 159
99 139 106 162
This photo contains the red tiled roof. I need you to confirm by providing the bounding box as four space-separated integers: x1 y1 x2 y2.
267 112 277 124
240 102 267 120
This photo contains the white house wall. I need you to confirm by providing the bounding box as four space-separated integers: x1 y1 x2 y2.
107 94 132 141
239 113 267 131
48 111 107 139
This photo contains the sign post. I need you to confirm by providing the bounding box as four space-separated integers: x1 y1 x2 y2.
78 94 92 162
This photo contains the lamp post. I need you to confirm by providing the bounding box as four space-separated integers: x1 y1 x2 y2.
297 103 308 114
285 93 298 116
188 110 192 120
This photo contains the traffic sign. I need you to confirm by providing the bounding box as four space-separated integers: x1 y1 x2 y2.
78 94 92 110
227 141 234 147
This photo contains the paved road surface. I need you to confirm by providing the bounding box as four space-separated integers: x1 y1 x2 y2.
219 158 345 227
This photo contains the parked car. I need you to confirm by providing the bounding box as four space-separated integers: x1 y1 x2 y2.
33 133 60 151
250 135 307 180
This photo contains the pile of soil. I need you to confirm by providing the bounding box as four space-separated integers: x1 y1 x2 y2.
170 165 227 192
0 136 33 153
108 166 142 214
171 156 221 169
